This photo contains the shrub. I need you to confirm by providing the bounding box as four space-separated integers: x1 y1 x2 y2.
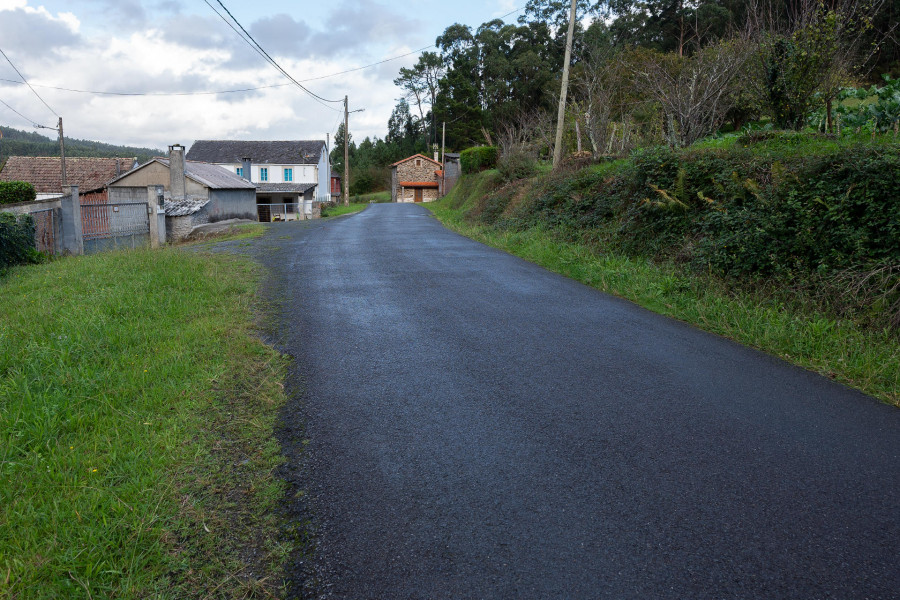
0 212 39 270
497 151 537 182
460 146 498 173
0 181 37 205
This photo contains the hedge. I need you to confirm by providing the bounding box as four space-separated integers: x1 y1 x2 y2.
460 146 498 174
0 212 38 270
0 181 37 205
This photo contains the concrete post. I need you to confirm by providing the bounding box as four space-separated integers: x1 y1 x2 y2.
59 185 83 255
169 144 186 200
147 186 161 248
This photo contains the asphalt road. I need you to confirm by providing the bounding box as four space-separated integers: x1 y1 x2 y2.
263 203 899 599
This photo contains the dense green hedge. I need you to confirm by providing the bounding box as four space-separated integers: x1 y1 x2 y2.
0 212 38 270
488 139 900 279
0 181 37 205
460 146 498 173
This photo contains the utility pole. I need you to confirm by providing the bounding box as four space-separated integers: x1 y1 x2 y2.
552 0 578 168
440 121 446 196
58 117 67 186
343 95 349 206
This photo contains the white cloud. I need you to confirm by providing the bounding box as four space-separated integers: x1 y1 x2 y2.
0 0 439 149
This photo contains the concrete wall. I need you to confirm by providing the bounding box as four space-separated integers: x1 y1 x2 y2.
0 197 61 216
207 188 256 222
443 157 461 196
108 186 150 204
109 162 206 197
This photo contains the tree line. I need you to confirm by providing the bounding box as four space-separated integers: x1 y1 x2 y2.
333 0 898 194
0 126 161 169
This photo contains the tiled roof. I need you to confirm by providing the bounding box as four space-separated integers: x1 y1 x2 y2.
255 182 317 194
165 197 209 216
186 140 326 165
390 153 442 167
0 156 136 193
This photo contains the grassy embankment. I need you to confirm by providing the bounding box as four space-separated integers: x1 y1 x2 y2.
321 202 369 218
429 132 899 406
1 240 291 598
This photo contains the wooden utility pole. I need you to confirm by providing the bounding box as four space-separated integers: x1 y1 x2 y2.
552 0 578 168
440 121 446 196
343 95 350 206
58 116 67 186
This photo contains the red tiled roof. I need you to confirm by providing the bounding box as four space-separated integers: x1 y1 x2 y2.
399 181 439 188
0 156 136 194
390 153 441 167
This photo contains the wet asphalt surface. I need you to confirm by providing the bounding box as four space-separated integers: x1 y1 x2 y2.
226 204 899 599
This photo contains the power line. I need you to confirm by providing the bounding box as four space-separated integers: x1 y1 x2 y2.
213 0 343 104
0 45 59 118
0 95 49 127
204 0 343 112
0 6 526 101
0 77 292 96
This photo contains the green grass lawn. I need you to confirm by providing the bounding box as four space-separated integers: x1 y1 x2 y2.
352 191 391 203
0 244 290 598
322 202 369 217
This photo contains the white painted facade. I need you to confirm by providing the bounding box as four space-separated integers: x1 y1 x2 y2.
209 147 331 203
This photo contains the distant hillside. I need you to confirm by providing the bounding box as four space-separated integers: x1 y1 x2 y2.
0 125 162 168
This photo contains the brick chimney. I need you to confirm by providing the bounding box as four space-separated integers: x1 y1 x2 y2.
169 144 186 199
242 157 252 182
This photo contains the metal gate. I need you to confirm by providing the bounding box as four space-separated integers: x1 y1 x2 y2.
82 202 150 254
31 208 58 255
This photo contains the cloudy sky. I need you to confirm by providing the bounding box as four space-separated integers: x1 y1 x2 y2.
0 0 521 151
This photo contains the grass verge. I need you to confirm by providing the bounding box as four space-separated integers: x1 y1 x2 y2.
321 202 368 218
0 243 291 598
428 203 899 406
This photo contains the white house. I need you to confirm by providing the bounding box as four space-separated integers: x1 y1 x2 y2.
186 140 331 220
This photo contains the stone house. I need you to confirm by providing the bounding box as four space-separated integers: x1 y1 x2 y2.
106 144 256 242
390 154 442 203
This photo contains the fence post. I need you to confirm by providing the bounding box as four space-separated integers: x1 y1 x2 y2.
147 186 161 248
59 185 83 255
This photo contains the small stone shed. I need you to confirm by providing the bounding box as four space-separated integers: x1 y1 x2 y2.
390 154 442 203
106 145 256 242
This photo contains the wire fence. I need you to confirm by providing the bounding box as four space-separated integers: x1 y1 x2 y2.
81 202 150 241
257 203 300 222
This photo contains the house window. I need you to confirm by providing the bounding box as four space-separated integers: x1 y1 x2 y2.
260 167 268 182
284 168 293 182
416 159 421 166
236 167 243 177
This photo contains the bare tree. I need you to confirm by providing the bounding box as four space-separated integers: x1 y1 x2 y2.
637 39 750 147
745 0 890 130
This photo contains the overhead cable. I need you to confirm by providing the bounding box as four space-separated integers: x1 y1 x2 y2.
0 46 59 118
0 95 49 127
203 0 343 111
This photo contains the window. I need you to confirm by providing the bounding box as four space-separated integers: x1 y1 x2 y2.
236 167 243 177
284 168 293 182
416 159 421 166
260 167 268 182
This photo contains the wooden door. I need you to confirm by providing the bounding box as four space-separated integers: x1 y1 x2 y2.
414 188 423 203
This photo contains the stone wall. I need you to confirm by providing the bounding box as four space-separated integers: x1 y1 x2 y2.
392 156 440 202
